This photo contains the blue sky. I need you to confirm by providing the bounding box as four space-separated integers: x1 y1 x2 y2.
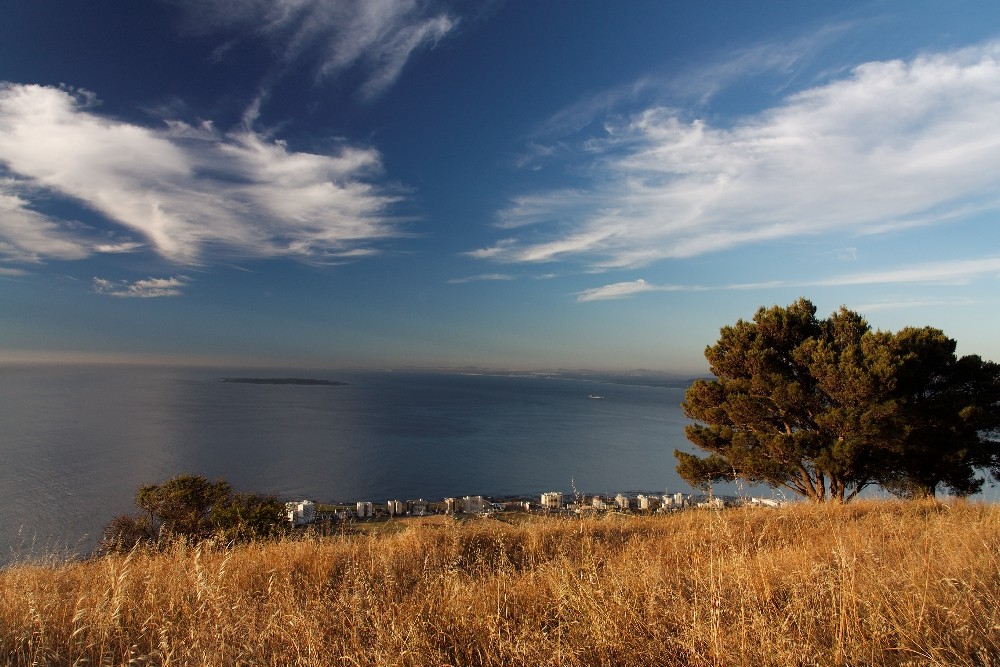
2 0 1000 372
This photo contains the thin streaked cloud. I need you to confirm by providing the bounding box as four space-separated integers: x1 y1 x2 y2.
172 0 458 100
853 297 982 313
814 257 1000 286
520 21 856 161
577 279 686 302
448 273 515 284
576 256 1000 302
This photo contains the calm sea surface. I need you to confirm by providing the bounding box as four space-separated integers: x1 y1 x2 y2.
0 365 697 562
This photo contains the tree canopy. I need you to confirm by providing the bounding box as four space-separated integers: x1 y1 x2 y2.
102 474 287 552
136 475 232 538
676 298 1000 501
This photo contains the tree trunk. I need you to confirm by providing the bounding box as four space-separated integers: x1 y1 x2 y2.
829 478 845 502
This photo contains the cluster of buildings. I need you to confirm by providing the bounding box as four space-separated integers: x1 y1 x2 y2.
284 490 782 526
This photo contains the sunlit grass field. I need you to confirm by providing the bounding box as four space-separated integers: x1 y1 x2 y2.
2 500 998 666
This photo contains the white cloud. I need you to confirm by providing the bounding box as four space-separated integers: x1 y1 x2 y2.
466 238 516 260
0 83 402 265
0 179 92 262
522 21 853 152
447 273 514 284
93 275 189 298
853 297 980 313
834 247 859 262
815 256 1000 286
482 41 1000 270
174 0 457 100
577 279 676 302
576 256 1000 302
95 242 145 254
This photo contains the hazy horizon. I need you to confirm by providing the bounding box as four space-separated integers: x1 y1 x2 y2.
0 349 710 377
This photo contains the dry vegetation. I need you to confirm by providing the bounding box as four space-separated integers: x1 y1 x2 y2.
2 500 999 666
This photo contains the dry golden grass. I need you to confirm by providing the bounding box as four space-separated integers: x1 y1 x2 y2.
2 500 999 666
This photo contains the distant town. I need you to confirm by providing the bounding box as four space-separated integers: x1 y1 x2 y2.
285 491 785 526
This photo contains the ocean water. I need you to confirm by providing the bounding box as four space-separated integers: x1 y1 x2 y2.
0 365 696 562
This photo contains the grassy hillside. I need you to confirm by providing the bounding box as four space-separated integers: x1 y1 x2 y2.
2 501 998 666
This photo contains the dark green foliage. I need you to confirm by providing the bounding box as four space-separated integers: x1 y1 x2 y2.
136 475 232 538
881 329 1000 497
211 492 289 543
99 514 154 553
678 298 1000 501
102 474 288 551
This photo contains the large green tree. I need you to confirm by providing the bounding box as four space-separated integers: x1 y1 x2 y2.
676 299 1000 501
879 327 1000 497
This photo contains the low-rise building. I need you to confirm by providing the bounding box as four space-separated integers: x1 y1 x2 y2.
541 492 563 510
387 499 405 516
462 495 485 513
356 501 373 518
407 499 428 516
615 494 630 510
591 495 606 511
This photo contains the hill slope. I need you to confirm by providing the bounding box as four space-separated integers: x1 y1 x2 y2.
2 501 998 666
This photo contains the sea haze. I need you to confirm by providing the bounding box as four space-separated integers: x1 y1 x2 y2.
0 365 697 562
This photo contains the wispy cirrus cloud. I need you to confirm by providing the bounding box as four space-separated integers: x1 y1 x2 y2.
447 273 514 284
853 297 980 313
519 21 855 162
0 83 403 265
93 275 190 298
576 279 684 302
173 0 458 100
481 41 1000 271
815 257 1000 287
577 256 1000 302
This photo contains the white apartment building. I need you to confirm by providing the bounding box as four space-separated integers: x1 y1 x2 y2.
286 500 316 525
540 492 563 510
462 495 485 513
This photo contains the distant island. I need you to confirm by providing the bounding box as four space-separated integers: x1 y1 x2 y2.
219 378 348 386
